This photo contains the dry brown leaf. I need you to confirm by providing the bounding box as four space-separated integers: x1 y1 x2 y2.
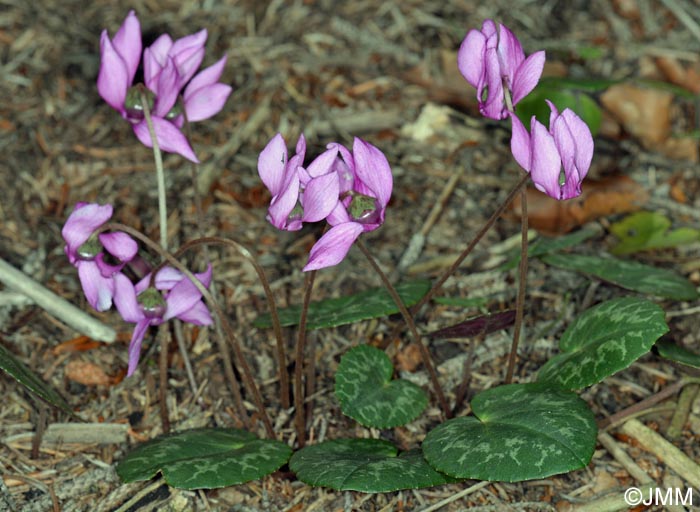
53 336 103 355
510 175 649 235
65 360 113 386
656 56 700 94
395 343 423 372
600 84 672 147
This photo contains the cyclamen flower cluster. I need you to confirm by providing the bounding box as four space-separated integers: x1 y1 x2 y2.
98 11 231 163
62 203 212 376
458 20 593 200
258 135 393 271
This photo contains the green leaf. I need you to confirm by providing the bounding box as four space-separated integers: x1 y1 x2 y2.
516 86 602 136
0 342 72 414
610 211 700 255
422 383 597 482
655 339 700 369
539 76 620 93
540 252 699 301
538 298 669 390
502 225 600 270
335 345 427 429
290 439 456 492
116 428 292 489
253 280 430 330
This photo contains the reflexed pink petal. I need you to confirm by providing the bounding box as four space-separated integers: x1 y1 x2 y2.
352 138 393 207
176 300 212 325
258 134 288 195
99 231 138 262
97 32 129 112
509 113 531 172
306 146 339 178
63 203 113 259
193 264 213 289
152 266 184 290
302 172 339 222
184 55 227 99
496 23 525 81
143 47 160 91
295 133 306 159
183 83 231 121
114 273 144 322
457 29 486 89
479 49 505 119
511 50 545 105
529 120 562 199
303 222 365 271
171 29 207 60
78 261 115 311
481 19 498 38
163 275 203 321
326 201 351 226
127 319 152 376
111 10 142 85
267 171 300 229
154 58 180 117
132 118 199 163
560 108 594 182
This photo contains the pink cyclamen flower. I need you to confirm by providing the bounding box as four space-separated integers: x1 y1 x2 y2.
458 19 545 120
257 133 340 231
303 138 393 271
113 265 213 376
97 11 232 163
510 100 594 200
62 203 138 312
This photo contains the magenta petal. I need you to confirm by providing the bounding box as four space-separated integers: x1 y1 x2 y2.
295 133 307 159
175 301 213 325
78 261 115 311
479 49 505 119
63 203 113 259
303 222 365 271
306 146 339 178
154 58 180 117
175 47 205 85
163 276 203 321
193 264 213 289
302 172 339 222
496 23 525 81
509 113 531 172
326 201 351 226
560 108 594 182
457 29 486 89
99 231 138 262
529 120 562 199
97 32 129 112
127 319 152 376
352 138 393 207
114 273 144 322
152 266 184 291
511 50 545 105
132 118 199 163
184 83 231 122
185 55 227 99
258 134 288 195
111 10 142 85
171 29 207 59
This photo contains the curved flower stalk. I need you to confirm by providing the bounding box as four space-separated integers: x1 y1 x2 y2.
97 10 232 163
458 19 545 120
62 203 138 312
304 138 393 271
257 133 340 231
510 100 594 200
113 265 213 376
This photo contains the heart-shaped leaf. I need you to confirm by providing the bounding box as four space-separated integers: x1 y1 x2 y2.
655 339 700 369
610 211 699 255
422 383 597 482
0 342 72 414
253 280 430 330
516 85 602 136
335 345 427 428
290 438 456 492
541 252 698 300
116 428 292 489
538 297 669 390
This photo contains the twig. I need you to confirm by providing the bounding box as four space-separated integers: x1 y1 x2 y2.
598 431 653 484
0 258 116 342
505 187 528 384
418 481 490 512
356 239 451 418
659 0 700 44
619 418 700 489
295 270 317 448
668 383 699 439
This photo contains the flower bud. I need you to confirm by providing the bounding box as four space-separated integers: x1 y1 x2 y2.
138 287 167 319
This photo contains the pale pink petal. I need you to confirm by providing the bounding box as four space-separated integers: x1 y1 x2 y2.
97 32 129 112
303 222 365 271
154 57 180 117
111 10 142 85
184 55 227 100
78 261 115 311
457 29 486 89
183 83 231 121
295 133 307 159
302 172 339 222
509 113 531 172
267 171 301 230
511 51 545 105
144 34 173 87
352 138 393 207
99 231 138 262
175 301 213 325
258 134 288 195
163 276 203 321
63 203 113 260
529 120 562 199
560 108 594 183
326 201 351 226
171 29 207 59
132 118 199 163
496 23 525 81
127 319 152 376
306 146 339 178
479 48 505 119
114 273 144 322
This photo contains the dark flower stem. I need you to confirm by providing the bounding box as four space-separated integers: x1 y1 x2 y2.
505 188 528 384
172 237 290 412
105 224 274 438
412 172 530 314
295 270 317 448
356 239 451 418
158 324 170 433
